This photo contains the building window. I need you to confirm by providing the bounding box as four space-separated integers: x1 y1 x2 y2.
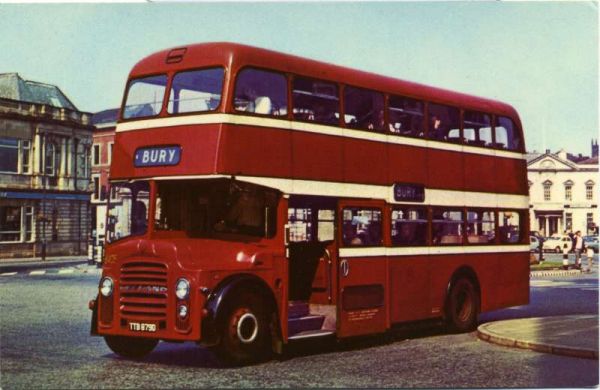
92 175 100 200
0 206 34 242
586 182 594 201
543 181 552 201
108 142 114 165
77 145 90 178
21 140 31 174
92 144 101 166
587 213 594 229
565 213 573 231
0 138 19 173
45 143 56 176
564 184 572 201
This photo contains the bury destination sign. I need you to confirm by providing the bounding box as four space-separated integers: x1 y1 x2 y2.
134 146 181 167
393 183 425 202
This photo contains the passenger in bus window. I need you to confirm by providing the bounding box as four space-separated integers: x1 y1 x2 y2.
367 110 394 132
430 115 443 139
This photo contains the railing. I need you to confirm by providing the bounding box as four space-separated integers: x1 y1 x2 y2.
0 98 91 126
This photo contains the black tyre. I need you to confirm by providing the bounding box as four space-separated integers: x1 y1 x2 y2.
445 278 480 333
216 292 272 365
104 335 158 359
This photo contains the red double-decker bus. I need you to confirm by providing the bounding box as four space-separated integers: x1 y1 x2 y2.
89 42 529 365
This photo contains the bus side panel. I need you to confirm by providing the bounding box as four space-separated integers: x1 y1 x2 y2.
217 124 292 178
488 251 530 310
111 124 221 179
388 256 433 323
463 153 498 194
428 253 499 317
292 131 343 182
427 149 465 191
343 137 388 185
388 144 427 185
494 157 528 195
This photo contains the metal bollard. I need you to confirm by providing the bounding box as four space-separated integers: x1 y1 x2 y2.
562 244 570 270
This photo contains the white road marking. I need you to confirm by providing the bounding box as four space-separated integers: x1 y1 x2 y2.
1 272 17 276
29 270 46 275
58 269 75 274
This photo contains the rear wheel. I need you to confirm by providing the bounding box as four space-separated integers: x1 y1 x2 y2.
445 278 479 333
104 335 158 359
215 292 272 366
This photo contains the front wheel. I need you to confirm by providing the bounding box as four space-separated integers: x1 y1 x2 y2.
104 335 158 359
445 278 480 333
215 292 272 366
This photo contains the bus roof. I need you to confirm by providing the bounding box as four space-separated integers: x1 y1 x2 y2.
129 42 520 120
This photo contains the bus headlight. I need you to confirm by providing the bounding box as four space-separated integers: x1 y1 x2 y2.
175 278 190 300
100 277 113 297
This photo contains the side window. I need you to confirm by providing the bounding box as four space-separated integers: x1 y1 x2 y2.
389 96 425 137
432 209 463 245
428 103 460 142
168 68 224 114
463 111 492 147
342 207 382 246
391 207 427 246
494 116 522 151
234 68 287 116
466 210 496 244
343 87 385 132
498 211 521 244
292 77 339 125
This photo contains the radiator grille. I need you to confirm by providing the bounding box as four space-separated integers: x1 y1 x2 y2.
119 261 168 320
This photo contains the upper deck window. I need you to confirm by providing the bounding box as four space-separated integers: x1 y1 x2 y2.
167 68 224 114
344 87 385 132
463 111 492 147
389 96 425 137
428 103 460 142
234 68 287 116
123 75 168 119
494 116 522 151
292 77 339 125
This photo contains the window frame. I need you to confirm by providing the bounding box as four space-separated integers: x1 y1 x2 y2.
92 144 101 166
291 74 341 127
232 66 289 118
121 72 169 121
167 66 226 116
390 205 429 247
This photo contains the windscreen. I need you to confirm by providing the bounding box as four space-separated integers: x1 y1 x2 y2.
123 75 168 119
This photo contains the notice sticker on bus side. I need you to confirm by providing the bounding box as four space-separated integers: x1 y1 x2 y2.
134 146 181 167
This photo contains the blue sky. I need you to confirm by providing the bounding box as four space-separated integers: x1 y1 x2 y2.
0 2 597 155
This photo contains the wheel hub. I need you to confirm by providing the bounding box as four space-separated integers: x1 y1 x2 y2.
237 312 259 344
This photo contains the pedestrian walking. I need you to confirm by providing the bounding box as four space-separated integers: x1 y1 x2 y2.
573 231 585 270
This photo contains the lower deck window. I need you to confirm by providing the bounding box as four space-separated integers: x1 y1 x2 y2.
499 211 521 243
432 209 463 245
342 208 382 246
391 207 427 246
466 210 496 244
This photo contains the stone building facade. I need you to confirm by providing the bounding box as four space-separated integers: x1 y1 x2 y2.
527 146 598 237
0 73 93 259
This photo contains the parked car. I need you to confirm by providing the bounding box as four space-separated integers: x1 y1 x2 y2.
542 235 573 253
584 235 599 253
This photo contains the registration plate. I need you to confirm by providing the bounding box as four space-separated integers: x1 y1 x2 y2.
128 322 157 332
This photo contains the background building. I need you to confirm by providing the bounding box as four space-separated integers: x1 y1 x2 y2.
90 108 118 262
0 73 93 259
527 141 598 237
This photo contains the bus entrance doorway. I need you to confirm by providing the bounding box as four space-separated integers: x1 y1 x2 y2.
287 196 338 339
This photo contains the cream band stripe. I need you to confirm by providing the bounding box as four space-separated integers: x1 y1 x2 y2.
116 114 525 161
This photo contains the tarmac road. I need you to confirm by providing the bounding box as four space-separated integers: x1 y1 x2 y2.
0 267 597 388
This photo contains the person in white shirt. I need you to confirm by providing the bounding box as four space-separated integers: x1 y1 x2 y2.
573 231 585 269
